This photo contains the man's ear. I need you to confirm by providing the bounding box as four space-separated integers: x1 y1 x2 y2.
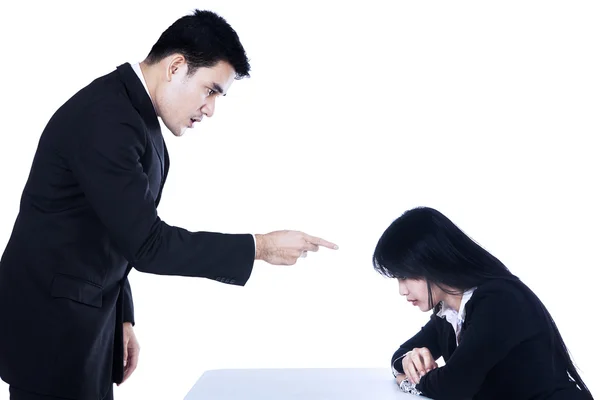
166 54 187 81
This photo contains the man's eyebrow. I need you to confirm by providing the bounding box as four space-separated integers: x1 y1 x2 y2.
211 83 225 96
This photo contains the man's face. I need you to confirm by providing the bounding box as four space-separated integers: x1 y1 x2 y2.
155 57 236 136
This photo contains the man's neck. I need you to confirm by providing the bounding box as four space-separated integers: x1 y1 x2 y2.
138 61 158 111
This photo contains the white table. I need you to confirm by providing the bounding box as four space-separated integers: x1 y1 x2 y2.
184 368 430 399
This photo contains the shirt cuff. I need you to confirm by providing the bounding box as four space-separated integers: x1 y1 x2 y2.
391 352 409 376
396 378 422 395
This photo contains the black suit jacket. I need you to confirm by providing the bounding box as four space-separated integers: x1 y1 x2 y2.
391 279 589 400
0 63 255 399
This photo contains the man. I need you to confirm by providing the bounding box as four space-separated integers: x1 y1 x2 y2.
0 9 337 400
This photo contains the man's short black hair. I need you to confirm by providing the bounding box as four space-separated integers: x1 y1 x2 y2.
146 9 250 79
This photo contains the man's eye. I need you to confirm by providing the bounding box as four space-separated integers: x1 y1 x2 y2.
208 89 215 96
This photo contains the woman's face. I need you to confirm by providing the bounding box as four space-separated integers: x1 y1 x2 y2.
397 278 442 312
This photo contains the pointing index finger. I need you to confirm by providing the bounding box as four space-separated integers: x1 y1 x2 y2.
304 234 338 250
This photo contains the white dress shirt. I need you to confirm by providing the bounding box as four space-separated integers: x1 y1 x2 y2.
436 287 476 345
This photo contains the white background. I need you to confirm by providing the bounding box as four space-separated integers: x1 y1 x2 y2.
0 1 598 398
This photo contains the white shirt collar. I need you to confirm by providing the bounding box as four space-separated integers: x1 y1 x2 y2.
436 287 476 334
458 287 475 318
130 62 153 106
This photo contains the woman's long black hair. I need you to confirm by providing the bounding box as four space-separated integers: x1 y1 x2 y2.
372 206 592 398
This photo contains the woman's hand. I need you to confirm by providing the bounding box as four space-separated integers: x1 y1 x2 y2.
402 347 438 384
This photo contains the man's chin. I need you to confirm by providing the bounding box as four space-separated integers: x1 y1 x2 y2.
171 127 187 137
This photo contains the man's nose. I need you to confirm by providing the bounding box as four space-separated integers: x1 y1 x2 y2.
202 97 215 118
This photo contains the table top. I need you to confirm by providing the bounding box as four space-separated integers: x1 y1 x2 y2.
184 367 430 400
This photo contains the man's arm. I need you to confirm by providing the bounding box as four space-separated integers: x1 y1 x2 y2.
69 110 254 283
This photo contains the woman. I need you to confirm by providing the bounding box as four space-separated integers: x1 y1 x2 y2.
372 206 593 399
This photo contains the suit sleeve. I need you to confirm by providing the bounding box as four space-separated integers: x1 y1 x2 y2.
123 277 135 325
415 287 540 400
391 313 442 375
68 110 255 285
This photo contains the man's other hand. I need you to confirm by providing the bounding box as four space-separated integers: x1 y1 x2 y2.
119 322 140 385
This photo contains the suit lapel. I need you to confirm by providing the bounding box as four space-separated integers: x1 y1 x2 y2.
443 318 458 354
154 142 169 206
115 63 168 204
157 142 170 203
115 63 165 180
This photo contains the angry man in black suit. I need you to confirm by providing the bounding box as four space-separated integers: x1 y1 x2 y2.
0 9 337 400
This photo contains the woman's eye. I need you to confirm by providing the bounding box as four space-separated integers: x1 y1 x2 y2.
207 89 215 96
